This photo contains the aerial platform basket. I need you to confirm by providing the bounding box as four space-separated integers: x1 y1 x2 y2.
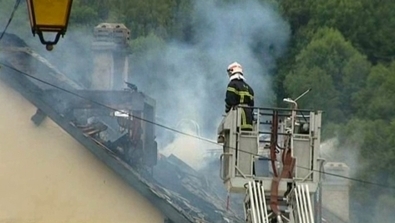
217 105 322 194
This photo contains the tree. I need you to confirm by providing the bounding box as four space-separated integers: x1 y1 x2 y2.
354 61 395 120
280 0 395 64
284 28 370 123
70 3 99 26
278 0 313 34
69 0 193 41
335 118 395 223
344 0 395 63
106 0 180 39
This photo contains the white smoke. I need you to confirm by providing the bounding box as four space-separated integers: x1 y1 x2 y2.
131 0 290 170
320 137 361 178
1 0 290 170
160 122 214 170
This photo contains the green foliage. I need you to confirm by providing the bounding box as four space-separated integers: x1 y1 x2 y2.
284 28 370 123
70 3 100 25
335 117 395 222
101 0 190 40
130 32 166 56
354 62 395 120
279 0 395 63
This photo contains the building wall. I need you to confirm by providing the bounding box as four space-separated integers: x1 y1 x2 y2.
91 51 114 90
322 162 350 223
0 80 164 223
322 185 350 222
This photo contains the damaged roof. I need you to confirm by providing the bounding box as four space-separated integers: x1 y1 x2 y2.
0 33 243 223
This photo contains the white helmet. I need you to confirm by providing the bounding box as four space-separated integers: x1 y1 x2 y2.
227 62 243 76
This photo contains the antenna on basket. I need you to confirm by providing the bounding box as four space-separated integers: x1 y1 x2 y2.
283 88 312 109
294 88 312 102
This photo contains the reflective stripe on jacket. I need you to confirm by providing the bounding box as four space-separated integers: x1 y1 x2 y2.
225 78 254 130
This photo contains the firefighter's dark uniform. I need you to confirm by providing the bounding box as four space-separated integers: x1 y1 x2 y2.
225 75 254 130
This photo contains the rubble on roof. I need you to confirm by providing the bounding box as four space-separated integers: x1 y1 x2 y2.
151 154 244 222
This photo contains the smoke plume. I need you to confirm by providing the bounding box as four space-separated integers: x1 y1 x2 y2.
131 0 290 170
0 0 290 170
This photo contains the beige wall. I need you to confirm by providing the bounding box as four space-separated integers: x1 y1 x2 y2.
91 52 114 90
0 80 164 223
322 185 350 222
322 162 350 223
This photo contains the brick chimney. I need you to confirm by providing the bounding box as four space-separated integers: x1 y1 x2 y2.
322 162 350 222
91 23 130 90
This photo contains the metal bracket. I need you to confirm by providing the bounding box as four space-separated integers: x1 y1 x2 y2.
235 165 247 178
220 153 233 180
300 171 314 182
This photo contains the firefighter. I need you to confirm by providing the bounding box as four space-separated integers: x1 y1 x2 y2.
225 62 255 130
